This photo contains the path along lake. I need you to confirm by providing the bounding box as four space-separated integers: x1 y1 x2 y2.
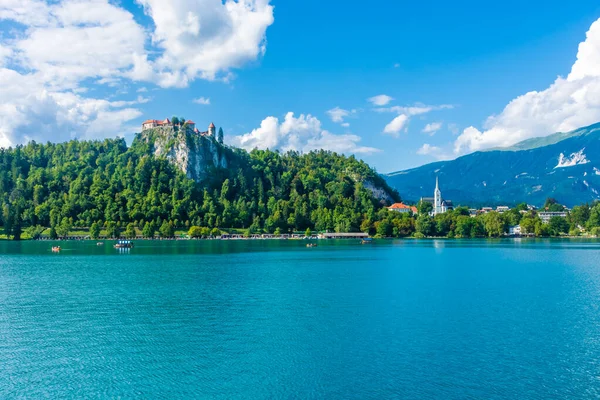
1 239 600 399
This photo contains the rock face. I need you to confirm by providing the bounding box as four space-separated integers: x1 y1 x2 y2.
136 126 228 182
385 122 600 207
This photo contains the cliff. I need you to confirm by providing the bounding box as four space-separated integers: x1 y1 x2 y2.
133 126 229 183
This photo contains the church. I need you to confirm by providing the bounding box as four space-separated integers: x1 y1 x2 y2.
420 177 453 216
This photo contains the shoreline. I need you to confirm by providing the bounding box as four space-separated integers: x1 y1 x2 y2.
6 235 599 242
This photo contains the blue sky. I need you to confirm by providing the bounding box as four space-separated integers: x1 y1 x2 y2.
1 1 600 172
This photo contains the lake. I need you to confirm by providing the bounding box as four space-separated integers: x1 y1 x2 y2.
1 239 599 398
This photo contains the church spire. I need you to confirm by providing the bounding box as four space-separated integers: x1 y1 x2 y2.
435 175 439 190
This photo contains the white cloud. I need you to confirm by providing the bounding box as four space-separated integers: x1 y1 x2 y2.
416 143 450 160
326 106 350 123
193 97 211 105
378 103 452 136
422 122 443 135
137 87 148 93
383 114 409 136
228 112 380 155
0 0 276 147
0 69 142 146
454 18 600 154
326 106 358 125
136 0 274 84
368 94 394 106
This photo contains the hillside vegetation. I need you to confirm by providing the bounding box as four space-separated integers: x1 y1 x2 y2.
0 135 400 240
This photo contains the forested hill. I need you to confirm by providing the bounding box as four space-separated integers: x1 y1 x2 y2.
0 132 400 239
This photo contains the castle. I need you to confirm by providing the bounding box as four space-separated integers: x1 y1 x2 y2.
141 118 217 137
420 176 453 215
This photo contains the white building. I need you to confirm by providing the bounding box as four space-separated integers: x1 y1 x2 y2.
509 225 522 236
496 206 510 213
539 211 568 224
421 177 453 216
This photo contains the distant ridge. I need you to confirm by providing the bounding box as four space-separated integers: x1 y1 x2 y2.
385 122 600 207
487 122 600 152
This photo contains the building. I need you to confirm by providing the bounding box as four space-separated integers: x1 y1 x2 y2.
509 225 522 236
142 118 171 130
388 203 418 214
319 232 369 239
480 207 493 213
496 206 510 213
420 176 453 216
539 211 568 224
142 119 217 138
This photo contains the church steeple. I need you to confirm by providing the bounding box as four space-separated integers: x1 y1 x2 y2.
434 175 442 215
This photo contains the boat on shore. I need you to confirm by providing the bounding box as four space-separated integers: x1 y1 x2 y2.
114 240 133 249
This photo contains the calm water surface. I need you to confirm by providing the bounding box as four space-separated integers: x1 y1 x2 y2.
1 239 600 398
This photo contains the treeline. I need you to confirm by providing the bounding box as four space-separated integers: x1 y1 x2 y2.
0 137 400 240
372 198 591 238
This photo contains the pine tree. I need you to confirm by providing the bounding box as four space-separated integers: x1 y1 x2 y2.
217 127 224 144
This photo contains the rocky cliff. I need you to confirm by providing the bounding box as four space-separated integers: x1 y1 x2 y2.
133 126 229 183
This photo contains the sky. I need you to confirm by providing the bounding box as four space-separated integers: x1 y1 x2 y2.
1 0 600 173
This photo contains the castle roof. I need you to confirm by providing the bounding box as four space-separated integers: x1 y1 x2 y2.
186 120 195 124
209 122 215 128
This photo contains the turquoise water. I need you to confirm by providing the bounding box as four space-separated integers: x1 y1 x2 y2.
1 239 600 398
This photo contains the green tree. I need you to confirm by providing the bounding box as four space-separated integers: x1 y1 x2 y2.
535 222 552 237
415 215 435 237
24 225 45 240
188 226 203 238
159 221 174 238
90 222 101 240
217 127 224 144
49 226 58 240
125 223 136 239
482 211 506 237
211 227 221 237
548 216 569 235
106 221 120 238
56 217 72 238
305 227 312 237
142 222 155 238
417 200 433 216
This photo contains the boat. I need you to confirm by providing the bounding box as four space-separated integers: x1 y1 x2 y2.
306 243 318 248
361 238 373 244
114 240 133 249
96 242 104 246
51 246 61 252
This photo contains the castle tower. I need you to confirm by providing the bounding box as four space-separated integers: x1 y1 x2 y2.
434 176 442 215
208 122 216 137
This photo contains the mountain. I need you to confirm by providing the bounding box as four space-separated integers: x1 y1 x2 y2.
0 127 399 239
385 122 600 207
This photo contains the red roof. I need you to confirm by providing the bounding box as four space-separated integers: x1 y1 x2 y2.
209 122 215 128
186 120 195 124
388 203 417 213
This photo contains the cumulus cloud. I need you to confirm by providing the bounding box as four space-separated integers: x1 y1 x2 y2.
136 0 274 84
228 112 380 155
454 18 600 154
377 103 453 136
368 94 394 106
0 0 276 147
422 122 443 135
383 115 409 136
193 97 211 105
